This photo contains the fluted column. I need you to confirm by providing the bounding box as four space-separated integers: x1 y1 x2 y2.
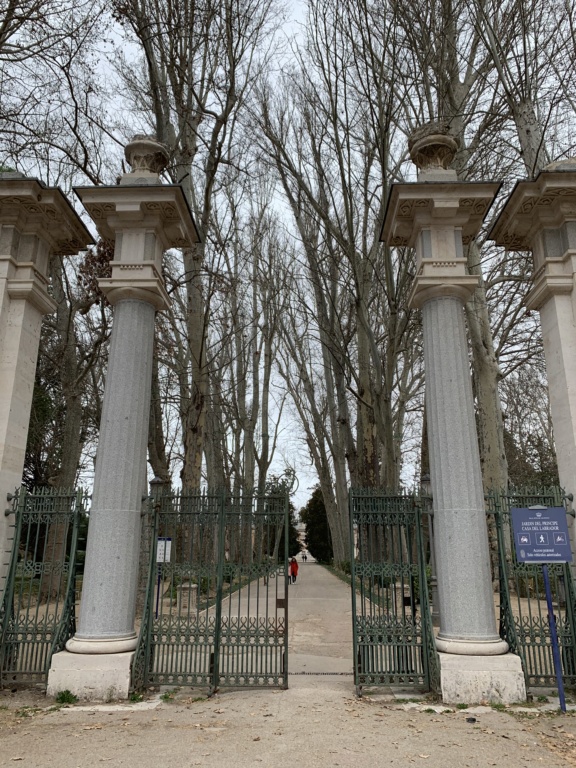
68 298 155 651
381 123 526 703
62 136 200 662
423 296 506 653
381 122 506 655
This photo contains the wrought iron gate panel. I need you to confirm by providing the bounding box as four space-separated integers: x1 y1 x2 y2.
0 487 85 687
132 491 288 693
349 490 439 694
489 487 576 688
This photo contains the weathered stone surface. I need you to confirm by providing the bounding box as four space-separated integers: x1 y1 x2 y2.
47 650 134 701
439 652 526 705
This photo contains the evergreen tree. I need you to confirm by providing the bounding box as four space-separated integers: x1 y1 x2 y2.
300 487 334 564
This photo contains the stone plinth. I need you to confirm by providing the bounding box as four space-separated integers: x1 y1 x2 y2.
47 650 134 701
49 138 200 700
439 653 526 705
0 177 90 593
490 164 576 549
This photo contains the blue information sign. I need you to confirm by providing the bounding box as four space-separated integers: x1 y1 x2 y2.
511 507 572 563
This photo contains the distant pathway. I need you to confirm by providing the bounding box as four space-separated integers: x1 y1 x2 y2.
288 560 354 674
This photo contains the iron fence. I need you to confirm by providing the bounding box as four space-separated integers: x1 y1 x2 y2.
132 490 289 693
0 487 88 687
349 489 439 695
488 486 576 688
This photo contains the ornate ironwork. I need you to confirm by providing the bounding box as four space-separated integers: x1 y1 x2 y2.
132 490 289 694
489 486 576 688
349 489 439 695
0 487 87 687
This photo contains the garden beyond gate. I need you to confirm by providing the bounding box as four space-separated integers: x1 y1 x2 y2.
131 491 289 694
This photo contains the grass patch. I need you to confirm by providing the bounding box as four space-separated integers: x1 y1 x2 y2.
129 692 144 702
160 687 180 702
491 702 507 712
55 690 78 705
15 706 41 718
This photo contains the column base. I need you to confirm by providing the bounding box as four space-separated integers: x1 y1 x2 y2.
436 636 508 655
66 634 138 654
47 650 135 701
439 652 526 705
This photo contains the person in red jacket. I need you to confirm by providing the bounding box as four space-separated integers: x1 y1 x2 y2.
289 557 299 584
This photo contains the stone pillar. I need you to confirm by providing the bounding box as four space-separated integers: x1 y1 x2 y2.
490 159 576 559
47 137 200 700
381 123 525 703
0 175 90 593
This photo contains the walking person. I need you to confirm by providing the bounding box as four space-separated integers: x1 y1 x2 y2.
290 557 299 584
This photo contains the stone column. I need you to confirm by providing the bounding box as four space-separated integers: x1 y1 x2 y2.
47 137 199 700
0 175 90 593
381 123 525 704
423 295 503 652
490 159 576 559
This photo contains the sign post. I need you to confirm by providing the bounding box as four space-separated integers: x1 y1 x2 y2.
511 506 572 713
155 537 172 619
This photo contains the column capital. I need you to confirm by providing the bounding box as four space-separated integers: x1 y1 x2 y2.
74 184 201 250
0 176 91 316
408 274 480 309
381 181 499 309
98 262 170 310
0 176 91 261
490 163 576 251
75 184 201 311
381 181 501 248
490 164 576 310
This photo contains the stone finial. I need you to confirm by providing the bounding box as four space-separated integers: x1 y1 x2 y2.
124 135 169 176
408 122 460 171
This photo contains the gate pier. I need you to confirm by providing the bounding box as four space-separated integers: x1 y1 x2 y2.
490 160 576 564
47 137 199 700
381 124 526 704
0 176 90 592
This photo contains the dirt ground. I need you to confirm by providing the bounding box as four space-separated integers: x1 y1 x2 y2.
1 562 575 767
0 681 575 768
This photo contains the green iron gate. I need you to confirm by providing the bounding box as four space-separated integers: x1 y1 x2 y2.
132 491 289 693
489 486 576 688
0 487 87 687
349 490 439 695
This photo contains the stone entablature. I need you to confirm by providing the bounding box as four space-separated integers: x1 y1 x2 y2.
489 170 576 311
381 180 500 308
0 178 92 314
0 178 91 255
74 184 201 310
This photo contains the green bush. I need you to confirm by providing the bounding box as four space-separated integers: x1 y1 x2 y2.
55 690 78 705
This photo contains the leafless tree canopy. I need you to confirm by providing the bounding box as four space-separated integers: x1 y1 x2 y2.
0 0 573 561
